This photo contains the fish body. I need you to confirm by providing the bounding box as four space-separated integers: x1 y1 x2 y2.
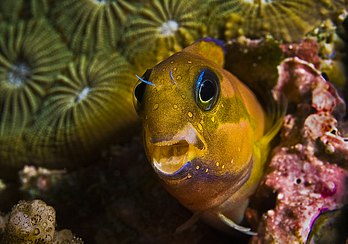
134 39 284 233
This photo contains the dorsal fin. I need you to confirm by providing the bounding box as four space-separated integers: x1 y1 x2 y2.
182 38 225 67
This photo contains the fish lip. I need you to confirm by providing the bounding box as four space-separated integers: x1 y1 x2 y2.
151 139 183 146
153 158 193 179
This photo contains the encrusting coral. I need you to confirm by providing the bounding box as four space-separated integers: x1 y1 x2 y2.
24 53 138 168
208 0 335 42
51 0 137 53
123 0 208 68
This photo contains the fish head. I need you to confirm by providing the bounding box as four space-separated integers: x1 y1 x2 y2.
133 39 265 212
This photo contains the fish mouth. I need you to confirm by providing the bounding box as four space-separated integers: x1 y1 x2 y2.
148 125 206 175
152 140 194 175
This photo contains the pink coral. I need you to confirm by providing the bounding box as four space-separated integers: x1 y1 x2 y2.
258 148 348 243
252 55 348 243
281 39 321 69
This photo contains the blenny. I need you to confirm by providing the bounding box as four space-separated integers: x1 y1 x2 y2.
133 38 285 234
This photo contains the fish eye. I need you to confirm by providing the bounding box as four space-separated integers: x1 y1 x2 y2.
195 68 220 111
134 69 152 113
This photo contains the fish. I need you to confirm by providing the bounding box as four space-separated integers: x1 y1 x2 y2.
133 38 285 235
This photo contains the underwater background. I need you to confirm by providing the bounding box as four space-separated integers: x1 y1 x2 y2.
0 0 347 243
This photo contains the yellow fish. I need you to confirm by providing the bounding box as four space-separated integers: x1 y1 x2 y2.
133 39 284 234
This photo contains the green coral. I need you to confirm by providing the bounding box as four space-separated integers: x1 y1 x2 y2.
0 19 71 136
30 0 50 18
0 0 24 21
0 20 70 175
209 0 333 42
25 53 138 167
0 0 52 20
330 0 348 12
51 0 137 53
123 0 208 67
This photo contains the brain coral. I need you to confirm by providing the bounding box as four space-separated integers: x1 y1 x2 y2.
2 200 56 243
51 0 137 53
24 53 138 167
209 0 333 42
1 200 84 243
123 0 208 68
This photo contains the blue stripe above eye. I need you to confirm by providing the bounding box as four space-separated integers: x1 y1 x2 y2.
196 69 206 91
136 74 155 86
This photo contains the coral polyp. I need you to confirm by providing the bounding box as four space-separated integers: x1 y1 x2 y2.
51 0 136 53
30 0 50 18
25 53 138 167
0 20 71 135
123 0 208 66
209 0 331 42
0 0 24 21
0 0 51 20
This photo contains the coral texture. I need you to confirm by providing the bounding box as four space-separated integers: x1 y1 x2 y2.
0 0 51 20
251 57 348 243
30 0 50 18
209 0 334 42
0 200 83 244
25 53 138 167
123 0 208 67
2 200 56 243
0 0 24 21
0 20 72 177
0 20 71 135
52 0 136 53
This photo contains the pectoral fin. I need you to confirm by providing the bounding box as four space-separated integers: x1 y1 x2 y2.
218 212 257 236
175 212 201 233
